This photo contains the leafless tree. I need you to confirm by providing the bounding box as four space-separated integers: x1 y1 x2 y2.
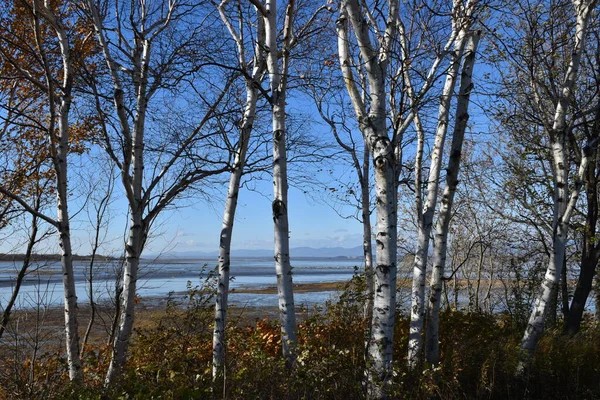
84 0 238 383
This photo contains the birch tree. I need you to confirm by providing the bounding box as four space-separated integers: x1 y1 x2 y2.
517 0 598 365
244 0 330 366
336 2 399 392
337 0 469 394
424 32 481 365
0 0 95 381
566 98 600 335
248 0 297 367
212 0 267 382
488 0 600 337
84 0 235 383
406 0 476 368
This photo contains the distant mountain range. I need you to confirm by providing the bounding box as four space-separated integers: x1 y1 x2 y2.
150 246 365 259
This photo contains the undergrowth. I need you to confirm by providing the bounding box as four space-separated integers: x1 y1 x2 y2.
1 275 599 399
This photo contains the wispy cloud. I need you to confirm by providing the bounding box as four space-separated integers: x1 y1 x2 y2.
293 233 362 248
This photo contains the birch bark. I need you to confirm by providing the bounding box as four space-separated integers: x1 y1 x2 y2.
407 28 468 369
212 1 266 380
33 3 83 381
361 149 375 319
87 1 232 383
103 32 151 384
425 31 480 366
337 0 466 394
519 0 598 364
338 0 399 394
0 3 82 379
248 0 299 365
271 0 298 366
55 91 83 382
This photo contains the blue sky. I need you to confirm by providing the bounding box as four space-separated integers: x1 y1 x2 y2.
0 30 498 259
155 179 365 255
143 94 371 256
0 173 365 257
0 95 369 257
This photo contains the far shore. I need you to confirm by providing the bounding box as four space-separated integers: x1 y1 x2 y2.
0 254 365 263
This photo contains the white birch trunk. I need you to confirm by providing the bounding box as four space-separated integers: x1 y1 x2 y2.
87 0 236 383
337 0 468 394
483 258 494 313
262 0 298 366
38 6 83 380
425 32 480 366
212 35 264 377
104 149 146 382
409 102 425 356
519 0 597 365
105 35 151 385
367 139 398 398
407 31 467 369
335 9 374 317
0 4 82 379
338 0 400 395
361 148 375 319
105 210 144 383
211 104 253 380
56 96 83 382
474 246 485 311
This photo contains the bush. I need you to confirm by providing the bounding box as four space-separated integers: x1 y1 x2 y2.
2 273 600 399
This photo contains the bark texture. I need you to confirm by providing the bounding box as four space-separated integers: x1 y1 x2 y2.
407 29 467 369
36 3 83 381
212 0 266 379
104 31 150 383
519 0 598 365
256 0 299 365
361 150 374 320
425 32 480 366
337 0 399 395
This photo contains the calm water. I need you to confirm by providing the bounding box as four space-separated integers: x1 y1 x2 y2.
0 258 362 309
2 258 596 313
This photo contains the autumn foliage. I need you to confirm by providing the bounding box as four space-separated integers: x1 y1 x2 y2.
0 275 598 399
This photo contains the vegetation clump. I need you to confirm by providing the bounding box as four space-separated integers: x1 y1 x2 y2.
1 277 599 400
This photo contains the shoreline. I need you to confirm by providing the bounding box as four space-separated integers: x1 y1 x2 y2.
232 281 345 294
